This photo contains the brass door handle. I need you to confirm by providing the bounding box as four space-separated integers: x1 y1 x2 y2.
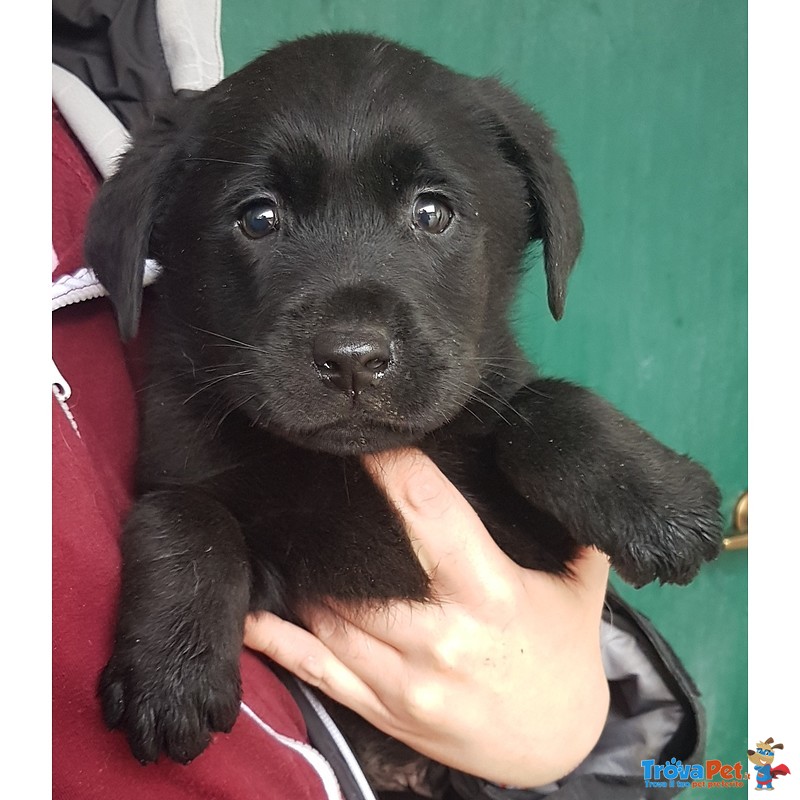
722 491 747 550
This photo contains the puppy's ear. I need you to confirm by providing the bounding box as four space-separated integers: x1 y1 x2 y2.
84 94 198 340
473 78 583 320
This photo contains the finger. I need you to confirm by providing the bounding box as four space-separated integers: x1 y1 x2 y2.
570 547 611 594
243 612 388 718
311 595 458 657
300 606 412 697
569 547 611 616
363 449 515 598
531 547 610 615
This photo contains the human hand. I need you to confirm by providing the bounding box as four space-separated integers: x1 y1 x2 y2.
244 449 610 787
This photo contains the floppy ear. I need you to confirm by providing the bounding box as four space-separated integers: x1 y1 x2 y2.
84 94 198 340
473 78 583 320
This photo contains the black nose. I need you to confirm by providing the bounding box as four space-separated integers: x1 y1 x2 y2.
313 328 392 395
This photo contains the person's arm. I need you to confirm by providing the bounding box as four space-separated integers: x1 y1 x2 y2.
244 449 610 787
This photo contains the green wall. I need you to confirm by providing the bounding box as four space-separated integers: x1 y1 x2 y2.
220 3 747 796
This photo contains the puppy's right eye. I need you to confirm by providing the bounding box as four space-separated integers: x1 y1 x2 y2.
238 200 280 238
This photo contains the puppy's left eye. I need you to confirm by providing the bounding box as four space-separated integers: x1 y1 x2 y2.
238 200 280 238
412 195 453 234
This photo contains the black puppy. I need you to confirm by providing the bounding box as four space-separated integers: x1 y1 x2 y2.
86 32 722 792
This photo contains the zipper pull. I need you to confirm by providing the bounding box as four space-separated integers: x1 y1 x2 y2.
52 359 72 400
52 359 81 436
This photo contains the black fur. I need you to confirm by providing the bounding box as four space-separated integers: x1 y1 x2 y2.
86 32 722 791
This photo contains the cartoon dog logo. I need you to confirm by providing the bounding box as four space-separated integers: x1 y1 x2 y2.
747 738 791 791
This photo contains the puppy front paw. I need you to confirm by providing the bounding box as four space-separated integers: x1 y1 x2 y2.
606 500 723 588
495 379 725 587
99 643 242 764
598 462 723 587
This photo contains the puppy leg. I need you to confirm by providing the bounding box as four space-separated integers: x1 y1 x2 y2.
493 378 722 586
99 489 251 763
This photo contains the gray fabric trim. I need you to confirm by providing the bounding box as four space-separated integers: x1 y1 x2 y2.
52 0 174 131
155 0 225 90
448 594 697 800
571 618 683 779
52 63 131 179
279 674 379 800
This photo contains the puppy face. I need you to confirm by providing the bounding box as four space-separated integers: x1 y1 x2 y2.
87 33 583 455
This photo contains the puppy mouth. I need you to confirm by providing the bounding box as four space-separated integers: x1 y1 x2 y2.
281 415 427 456
253 324 477 454
284 422 416 455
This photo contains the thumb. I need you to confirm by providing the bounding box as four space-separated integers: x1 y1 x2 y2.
362 449 516 595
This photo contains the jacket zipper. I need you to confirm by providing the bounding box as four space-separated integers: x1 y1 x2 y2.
51 258 162 433
51 258 162 311
52 359 80 436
